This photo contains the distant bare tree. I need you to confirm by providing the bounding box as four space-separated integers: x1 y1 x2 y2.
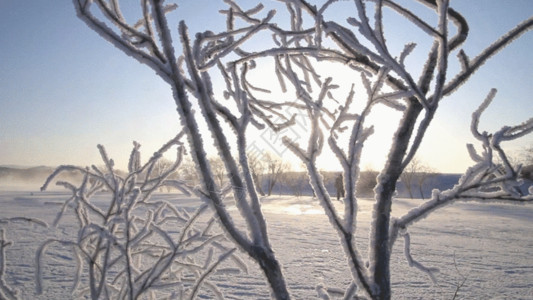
176 157 201 186
264 153 290 196
153 157 175 176
247 151 266 196
401 157 434 199
416 170 436 200
209 157 226 187
153 156 178 191
400 158 418 199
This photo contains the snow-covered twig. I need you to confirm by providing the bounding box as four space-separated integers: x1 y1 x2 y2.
36 135 240 299
401 231 438 283
391 91 533 269
0 230 17 300
188 248 236 300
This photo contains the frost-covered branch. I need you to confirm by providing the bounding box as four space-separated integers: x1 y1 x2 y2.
36 135 241 299
74 1 294 296
391 90 533 249
0 230 17 300
350 0 428 108
268 45 377 298
444 17 533 95
401 231 438 283
187 248 236 300
73 0 174 81
71 0 532 299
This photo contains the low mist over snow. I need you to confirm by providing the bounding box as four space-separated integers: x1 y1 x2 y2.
0 166 82 190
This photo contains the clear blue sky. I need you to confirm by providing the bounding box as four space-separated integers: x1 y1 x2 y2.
0 1 531 173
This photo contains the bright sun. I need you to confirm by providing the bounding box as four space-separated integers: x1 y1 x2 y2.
240 57 406 173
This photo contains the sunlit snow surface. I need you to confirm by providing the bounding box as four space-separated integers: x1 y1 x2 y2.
1 191 532 299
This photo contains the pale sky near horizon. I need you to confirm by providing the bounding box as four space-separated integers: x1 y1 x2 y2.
0 1 531 174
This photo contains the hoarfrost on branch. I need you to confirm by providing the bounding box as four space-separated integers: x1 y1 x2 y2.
55 0 533 299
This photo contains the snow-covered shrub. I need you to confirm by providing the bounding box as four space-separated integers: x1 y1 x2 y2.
39 132 242 299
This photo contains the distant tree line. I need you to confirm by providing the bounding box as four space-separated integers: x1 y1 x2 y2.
170 154 443 199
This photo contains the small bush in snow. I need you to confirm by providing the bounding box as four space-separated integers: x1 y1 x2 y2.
38 133 243 299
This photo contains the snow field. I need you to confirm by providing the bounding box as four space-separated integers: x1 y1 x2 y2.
1 191 532 299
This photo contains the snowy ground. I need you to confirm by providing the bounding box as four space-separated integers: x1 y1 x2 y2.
1 190 532 299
